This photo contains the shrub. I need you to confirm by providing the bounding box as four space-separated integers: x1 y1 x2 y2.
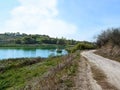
67 42 95 53
97 28 120 47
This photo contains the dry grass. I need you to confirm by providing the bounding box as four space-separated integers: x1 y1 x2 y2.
20 52 79 90
95 50 120 62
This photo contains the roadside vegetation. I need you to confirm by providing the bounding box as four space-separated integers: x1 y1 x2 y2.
97 28 120 47
0 52 80 90
96 28 120 61
67 41 96 53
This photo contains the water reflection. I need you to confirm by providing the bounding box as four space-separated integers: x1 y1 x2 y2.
0 47 68 60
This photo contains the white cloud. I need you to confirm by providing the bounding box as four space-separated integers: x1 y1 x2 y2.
2 0 78 39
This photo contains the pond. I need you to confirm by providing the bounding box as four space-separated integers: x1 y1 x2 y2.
0 47 68 60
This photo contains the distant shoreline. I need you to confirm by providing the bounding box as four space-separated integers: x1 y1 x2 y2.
0 44 66 49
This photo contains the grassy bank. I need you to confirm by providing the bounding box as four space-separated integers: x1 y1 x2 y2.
0 52 80 90
0 44 65 49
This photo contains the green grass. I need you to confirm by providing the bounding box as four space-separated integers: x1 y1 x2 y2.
24 52 79 90
56 61 78 88
57 53 79 88
0 44 65 49
0 57 63 90
0 52 80 90
0 58 44 73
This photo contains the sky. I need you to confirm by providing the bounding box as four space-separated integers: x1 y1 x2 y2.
0 0 120 41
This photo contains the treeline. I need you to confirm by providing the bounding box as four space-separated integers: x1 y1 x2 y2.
0 32 78 45
97 28 120 47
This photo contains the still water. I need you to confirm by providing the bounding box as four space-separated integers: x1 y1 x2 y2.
0 47 68 60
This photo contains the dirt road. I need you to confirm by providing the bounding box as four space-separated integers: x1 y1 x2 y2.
79 50 120 90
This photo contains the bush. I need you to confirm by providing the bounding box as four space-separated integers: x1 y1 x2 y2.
67 42 95 53
97 28 120 47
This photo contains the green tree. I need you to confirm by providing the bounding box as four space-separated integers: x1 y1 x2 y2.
22 37 37 44
15 39 22 44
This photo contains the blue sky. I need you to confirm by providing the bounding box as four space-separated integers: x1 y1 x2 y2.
0 0 120 41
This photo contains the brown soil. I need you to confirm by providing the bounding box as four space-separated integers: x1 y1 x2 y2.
74 57 102 90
